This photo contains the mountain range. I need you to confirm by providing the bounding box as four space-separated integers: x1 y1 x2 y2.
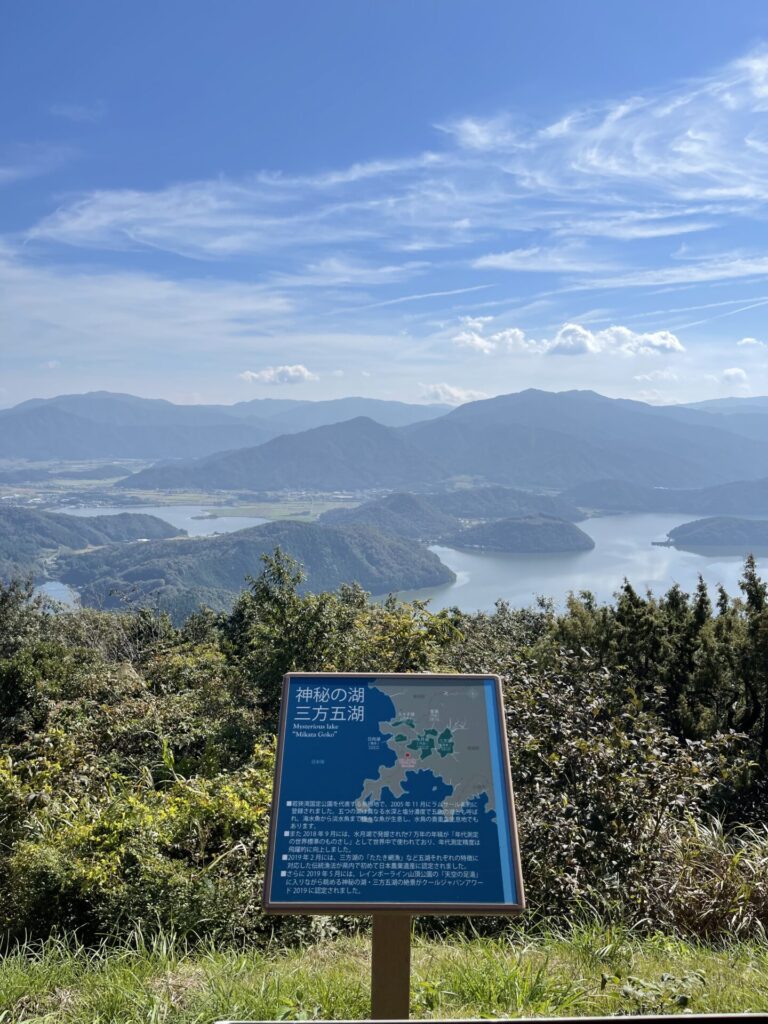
0 392 448 461
118 389 768 493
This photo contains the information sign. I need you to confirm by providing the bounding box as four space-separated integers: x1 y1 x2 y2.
264 673 524 913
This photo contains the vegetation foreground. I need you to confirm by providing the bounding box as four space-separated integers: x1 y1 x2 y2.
3 927 768 1022
5 549 768 1016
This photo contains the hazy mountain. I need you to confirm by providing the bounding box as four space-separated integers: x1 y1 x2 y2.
0 402 270 460
441 515 595 553
684 397 768 414
0 506 184 580
56 520 456 621
13 388 768 492
119 417 446 492
0 392 447 461
658 396 768 443
227 396 451 430
0 463 133 484
562 478 768 515
402 389 768 489
662 516 768 553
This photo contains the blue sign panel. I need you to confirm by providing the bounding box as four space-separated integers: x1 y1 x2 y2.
264 673 524 912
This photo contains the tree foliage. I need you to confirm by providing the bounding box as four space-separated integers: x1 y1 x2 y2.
2 553 768 943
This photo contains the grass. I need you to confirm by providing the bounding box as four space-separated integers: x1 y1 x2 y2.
3 924 768 1022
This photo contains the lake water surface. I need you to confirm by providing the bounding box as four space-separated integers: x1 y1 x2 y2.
60 503 268 536
395 513 762 610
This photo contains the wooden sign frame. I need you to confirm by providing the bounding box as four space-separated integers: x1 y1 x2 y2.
263 672 525 915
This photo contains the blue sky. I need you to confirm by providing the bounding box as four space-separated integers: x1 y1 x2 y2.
4 1 768 407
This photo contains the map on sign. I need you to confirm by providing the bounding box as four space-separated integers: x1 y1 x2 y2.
264 673 523 911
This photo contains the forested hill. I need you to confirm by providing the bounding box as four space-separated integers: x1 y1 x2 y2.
319 492 460 540
441 514 596 553
663 516 768 552
0 506 184 579
55 520 456 621
119 417 446 491
320 487 583 540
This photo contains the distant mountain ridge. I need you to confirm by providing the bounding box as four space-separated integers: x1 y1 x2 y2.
117 389 768 494
562 478 768 515
0 391 449 461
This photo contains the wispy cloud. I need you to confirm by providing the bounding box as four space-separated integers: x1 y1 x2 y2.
0 142 74 186
50 101 106 123
634 368 679 382
474 245 609 274
0 247 292 358
25 45 768 299
9 46 768 404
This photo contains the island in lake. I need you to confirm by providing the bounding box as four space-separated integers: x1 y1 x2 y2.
656 516 768 554
440 515 596 554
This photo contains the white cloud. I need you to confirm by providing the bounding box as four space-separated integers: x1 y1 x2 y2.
239 364 318 385
722 366 749 384
436 115 519 151
418 382 488 405
453 318 684 358
737 336 767 348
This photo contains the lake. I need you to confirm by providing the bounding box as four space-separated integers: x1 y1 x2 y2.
37 503 269 606
60 503 268 536
38 507 763 613
395 513 763 611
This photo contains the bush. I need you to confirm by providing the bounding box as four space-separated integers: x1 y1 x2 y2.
2 556 768 945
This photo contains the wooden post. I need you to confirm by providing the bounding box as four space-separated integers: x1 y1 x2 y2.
371 913 411 1020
